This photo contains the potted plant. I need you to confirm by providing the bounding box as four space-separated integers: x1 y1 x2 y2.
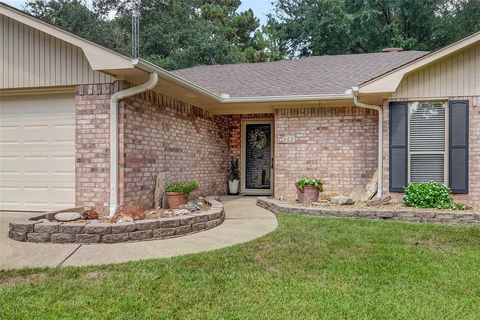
295 177 323 204
228 158 240 195
165 180 199 209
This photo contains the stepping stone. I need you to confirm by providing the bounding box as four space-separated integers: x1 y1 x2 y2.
55 211 82 222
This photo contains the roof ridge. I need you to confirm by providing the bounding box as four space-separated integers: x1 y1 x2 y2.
172 50 430 72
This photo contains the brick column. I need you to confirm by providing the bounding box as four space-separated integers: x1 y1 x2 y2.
75 82 126 212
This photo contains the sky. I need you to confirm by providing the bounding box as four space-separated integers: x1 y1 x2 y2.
4 0 274 25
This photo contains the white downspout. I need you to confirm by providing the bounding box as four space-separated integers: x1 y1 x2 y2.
351 87 383 198
109 72 159 217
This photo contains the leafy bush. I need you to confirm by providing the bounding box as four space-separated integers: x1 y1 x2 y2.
403 182 453 209
165 180 199 195
296 177 324 192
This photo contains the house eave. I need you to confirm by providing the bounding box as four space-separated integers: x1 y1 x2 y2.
359 31 480 94
134 59 353 105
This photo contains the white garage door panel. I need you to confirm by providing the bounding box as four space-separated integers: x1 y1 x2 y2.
0 95 75 211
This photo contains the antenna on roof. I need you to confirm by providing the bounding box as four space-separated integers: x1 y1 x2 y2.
131 5 140 59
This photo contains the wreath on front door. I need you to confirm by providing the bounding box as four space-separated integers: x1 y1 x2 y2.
249 128 268 150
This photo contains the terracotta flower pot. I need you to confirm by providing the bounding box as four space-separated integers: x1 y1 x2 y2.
166 192 188 209
296 185 320 204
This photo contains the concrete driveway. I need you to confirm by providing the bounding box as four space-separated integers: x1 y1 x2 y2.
0 196 277 270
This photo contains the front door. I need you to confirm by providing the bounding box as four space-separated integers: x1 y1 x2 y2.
241 120 274 195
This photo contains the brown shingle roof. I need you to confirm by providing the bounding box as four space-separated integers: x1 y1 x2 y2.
172 51 428 98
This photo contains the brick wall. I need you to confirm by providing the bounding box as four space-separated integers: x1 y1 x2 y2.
76 82 232 211
75 83 121 211
383 96 480 205
274 106 378 200
119 91 231 209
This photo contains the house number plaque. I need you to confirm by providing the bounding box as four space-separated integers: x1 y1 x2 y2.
278 135 295 144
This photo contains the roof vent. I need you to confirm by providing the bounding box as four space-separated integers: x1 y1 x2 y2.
382 47 403 53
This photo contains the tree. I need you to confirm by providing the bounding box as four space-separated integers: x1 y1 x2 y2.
268 0 480 58
26 0 129 55
26 0 274 70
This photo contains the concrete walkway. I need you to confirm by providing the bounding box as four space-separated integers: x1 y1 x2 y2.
0 196 277 270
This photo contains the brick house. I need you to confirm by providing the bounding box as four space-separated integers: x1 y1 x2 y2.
1 3 479 213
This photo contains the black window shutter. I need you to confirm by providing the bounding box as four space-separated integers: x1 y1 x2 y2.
389 101 408 192
449 100 469 193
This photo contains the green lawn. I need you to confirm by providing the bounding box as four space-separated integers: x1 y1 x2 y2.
2 214 480 319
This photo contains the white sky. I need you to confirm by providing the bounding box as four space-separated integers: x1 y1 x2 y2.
4 0 274 25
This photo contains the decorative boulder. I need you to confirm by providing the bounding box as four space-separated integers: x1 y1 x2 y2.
179 202 200 212
82 209 99 220
111 205 146 222
116 217 134 223
366 196 392 207
55 211 82 222
330 195 355 205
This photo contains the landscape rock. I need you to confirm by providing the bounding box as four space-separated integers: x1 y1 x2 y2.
117 217 134 223
197 197 206 206
330 195 355 205
173 209 190 216
82 209 99 220
112 205 146 222
359 170 378 202
55 211 82 222
179 202 200 212
154 172 168 208
367 195 392 207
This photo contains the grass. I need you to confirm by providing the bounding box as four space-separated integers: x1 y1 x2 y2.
2 214 480 319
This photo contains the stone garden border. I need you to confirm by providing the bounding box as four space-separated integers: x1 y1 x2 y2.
257 197 480 224
9 197 225 244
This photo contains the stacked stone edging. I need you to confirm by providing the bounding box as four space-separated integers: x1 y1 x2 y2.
257 197 480 224
9 197 225 244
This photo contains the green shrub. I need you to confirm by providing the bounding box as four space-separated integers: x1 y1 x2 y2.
403 182 453 209
295 177 324 191
165 180 199 195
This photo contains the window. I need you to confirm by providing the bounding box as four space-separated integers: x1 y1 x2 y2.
408 101 447 184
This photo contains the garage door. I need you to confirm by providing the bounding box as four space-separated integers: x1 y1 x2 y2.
0 94 75 211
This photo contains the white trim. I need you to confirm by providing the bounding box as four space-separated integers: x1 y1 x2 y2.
240 119 274 195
